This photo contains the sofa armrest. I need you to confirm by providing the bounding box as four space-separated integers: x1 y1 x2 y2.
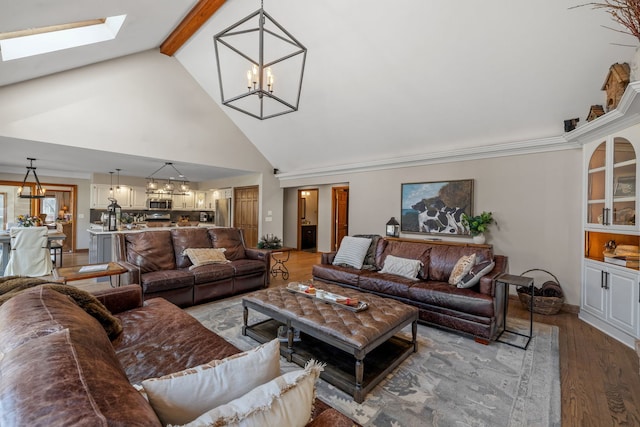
321 252 337 265
478 255 509 296
91 284 144 314
245 248 272 267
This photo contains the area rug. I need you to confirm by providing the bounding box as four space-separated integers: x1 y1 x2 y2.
186 297 561 427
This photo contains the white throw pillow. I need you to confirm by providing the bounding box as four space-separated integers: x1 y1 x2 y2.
448 253 477 285
174 360 324 427
183 248 229 270
379 255 423 280
332 236 372 269
142 339 281 426
457 261 495 289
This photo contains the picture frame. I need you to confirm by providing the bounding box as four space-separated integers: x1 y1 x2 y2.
401 179 473 235
614 175 635 198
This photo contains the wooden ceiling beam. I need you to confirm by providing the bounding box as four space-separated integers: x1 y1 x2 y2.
160 0 226 56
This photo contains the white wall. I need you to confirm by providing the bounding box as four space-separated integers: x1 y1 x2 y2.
281 149 582 306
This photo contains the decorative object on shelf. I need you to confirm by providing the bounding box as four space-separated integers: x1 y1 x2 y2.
602 63 630 111
401 180 473 236
571 1 640 80
516 269 565 315
107 198 121 231
587 104 606 121
564 118 579 132
213 0 307 120
461 211 494 244
15 214 41 227
257 234 282 249
145 162 190 196
17 158 46 199
386 217 400 237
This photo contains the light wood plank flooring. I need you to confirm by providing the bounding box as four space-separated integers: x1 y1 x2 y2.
57 250 640 426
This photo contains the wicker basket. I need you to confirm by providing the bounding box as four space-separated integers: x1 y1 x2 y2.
516 269 565 315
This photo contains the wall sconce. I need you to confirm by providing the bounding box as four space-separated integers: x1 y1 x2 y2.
386 217 400 238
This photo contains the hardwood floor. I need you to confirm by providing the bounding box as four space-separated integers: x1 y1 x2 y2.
60 249 640 426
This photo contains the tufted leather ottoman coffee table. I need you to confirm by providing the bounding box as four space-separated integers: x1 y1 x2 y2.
242 282 418 403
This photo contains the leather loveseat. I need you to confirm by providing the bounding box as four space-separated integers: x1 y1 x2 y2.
0 283 355 426
114 227 270 307
312 237 508 342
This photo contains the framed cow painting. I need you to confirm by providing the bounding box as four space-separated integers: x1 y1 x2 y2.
401 180 474 235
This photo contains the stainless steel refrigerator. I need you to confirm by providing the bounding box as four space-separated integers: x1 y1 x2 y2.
214 197 231 227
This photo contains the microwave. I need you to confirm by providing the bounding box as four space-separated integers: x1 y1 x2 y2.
147 198 172 210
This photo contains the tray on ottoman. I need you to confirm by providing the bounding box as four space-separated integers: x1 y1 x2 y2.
242 282 418 403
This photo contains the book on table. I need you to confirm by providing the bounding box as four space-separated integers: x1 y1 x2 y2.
78 264 110 273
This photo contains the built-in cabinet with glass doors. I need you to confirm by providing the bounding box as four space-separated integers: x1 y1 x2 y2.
582 125 640 348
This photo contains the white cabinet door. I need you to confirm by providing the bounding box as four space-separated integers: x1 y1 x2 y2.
583 260 607 320
91 185 113 209
172 193 195 210
607 266 639 336
112 185 131 207
130 187 148 209
194 191 207 210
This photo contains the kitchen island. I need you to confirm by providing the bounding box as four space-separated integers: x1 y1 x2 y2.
87 224 216 264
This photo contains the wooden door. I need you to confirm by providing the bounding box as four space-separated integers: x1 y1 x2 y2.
331 187 349 251
234 186 259 248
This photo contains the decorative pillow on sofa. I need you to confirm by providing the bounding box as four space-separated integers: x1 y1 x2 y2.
448 253 476 286
332 236 372 269
457 260 495 289
141 338 281 426
353 234 382 270
182 248 229 270
379 255 423 280
174 360 324 427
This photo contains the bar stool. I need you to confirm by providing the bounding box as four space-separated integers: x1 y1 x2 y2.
50 241 63 267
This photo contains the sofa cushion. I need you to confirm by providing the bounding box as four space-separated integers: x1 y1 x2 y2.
332 236 372 269
140 270 194 294
180 360 323 427
141 339 281 426
358 270 415 299
171 228 213 268
187 263 235 284
126 231 176 273
408 281 496 318
457 261 495 289
113 298 241 384
229 259 267 276
312 264 360 287
428 245 493 282
209 228 247 261
379 254 423 280
376 240 431 279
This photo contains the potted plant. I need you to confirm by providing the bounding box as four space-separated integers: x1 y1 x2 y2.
461 211 494 244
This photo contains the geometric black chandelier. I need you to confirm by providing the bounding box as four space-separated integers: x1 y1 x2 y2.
213 0 307 120
17 157 46 199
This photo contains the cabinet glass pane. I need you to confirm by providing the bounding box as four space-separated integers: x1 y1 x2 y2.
589 142 606 169
612 138 636 226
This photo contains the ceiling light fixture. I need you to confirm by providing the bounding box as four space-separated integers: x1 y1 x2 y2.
213 0 307 120
115 168 121 192
17 158 46 199
146 162 190 195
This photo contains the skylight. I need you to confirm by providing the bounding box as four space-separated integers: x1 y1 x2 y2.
0 15 127 61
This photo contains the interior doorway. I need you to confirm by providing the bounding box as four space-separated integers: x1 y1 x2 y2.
39 184 77 252
298 189 318 251
331 186 349 251
234 185 259 248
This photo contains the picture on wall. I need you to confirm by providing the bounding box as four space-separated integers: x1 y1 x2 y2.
401 180 473 235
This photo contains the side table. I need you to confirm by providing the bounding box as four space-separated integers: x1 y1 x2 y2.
495 273 534 350
268 247 294 280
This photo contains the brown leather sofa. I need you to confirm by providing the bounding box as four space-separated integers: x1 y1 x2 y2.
312 237 508 342
0 284 355 426
114 227 270 307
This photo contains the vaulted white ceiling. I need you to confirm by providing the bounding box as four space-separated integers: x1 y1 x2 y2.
0 0 636 181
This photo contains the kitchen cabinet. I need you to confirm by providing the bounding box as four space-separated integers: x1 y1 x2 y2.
194 191 213 210
581 122 640 348
173 192 195 210
128 186 147 209
89 232 113 264
91 184 114 209
301 225 317 250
